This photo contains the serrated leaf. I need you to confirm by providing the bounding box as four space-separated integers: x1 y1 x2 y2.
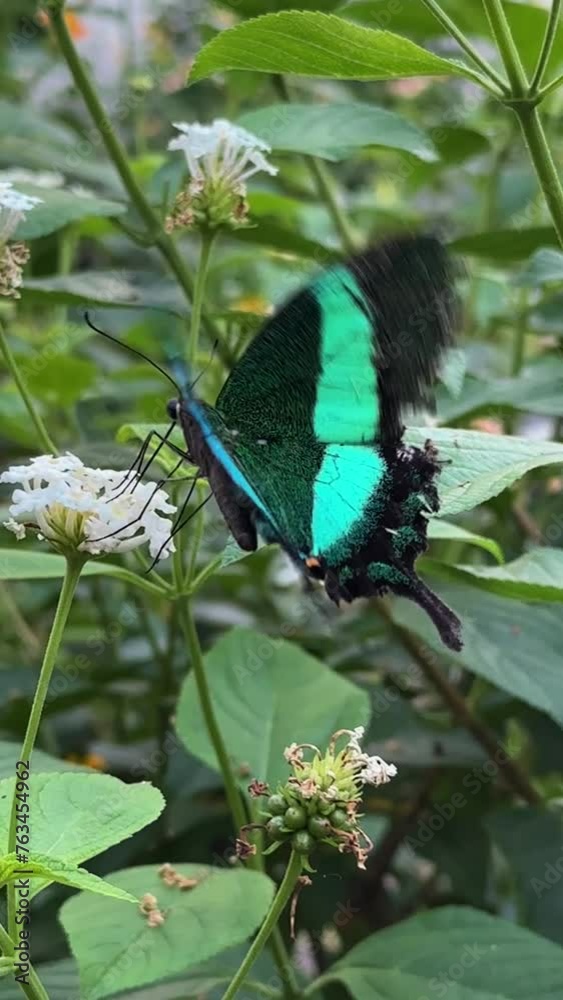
0 852 136 903
316 905 563 999
59 864 275 1000
238 102 438 162
392 574 563 725
405 427 563 517
177 626 370 788
0 772 164 898
190 13 479 84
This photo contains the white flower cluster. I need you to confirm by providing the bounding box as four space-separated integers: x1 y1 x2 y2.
169 119 277 194
0 181 42 245
346 726 398 787
1 454 177 559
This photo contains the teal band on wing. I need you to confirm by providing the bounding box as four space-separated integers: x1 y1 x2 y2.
313 268 378 444
312 444 386 554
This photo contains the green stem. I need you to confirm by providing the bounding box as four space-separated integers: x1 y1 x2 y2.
49 2 229 359
419 0 508 92
530 0 561 95
482 0 528 97
0 922 49 1000
511 290 528 377
7 557 84 938
0 321 57 455
272 74 356 253
188 231 215 369
514 104 563 248
177 598 247 833
306 157 357 255
482 0 563 248
221 851 303 1000
538 71 563 99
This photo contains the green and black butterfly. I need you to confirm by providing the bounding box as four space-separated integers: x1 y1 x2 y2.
169 235 463 652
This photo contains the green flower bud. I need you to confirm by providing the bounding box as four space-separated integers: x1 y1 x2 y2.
284 805 307 830
308 816 332 839
266 816 286 840
292 830 314 854
267 794 287 816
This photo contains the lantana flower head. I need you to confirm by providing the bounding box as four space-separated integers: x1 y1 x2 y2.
0 181 42 298
242 726 397 871
1 453 176 560
166 119 277 232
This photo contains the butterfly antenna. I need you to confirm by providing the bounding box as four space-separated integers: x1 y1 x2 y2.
84 312 182 397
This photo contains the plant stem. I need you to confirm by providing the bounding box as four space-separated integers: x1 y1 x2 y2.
515 104 563 248
530 0 561 95
6 557 84 937
49 2 229 358
538 71 563 99
420 0 508 92
221 851 303 1000
0 922 49 1000
306 157 357 255
188 231 215 369
272 74 356 253
482 0 528 97
0 320 57 455
376 599 541 805
177 598 247 833
511 290 528 377
482 0 563 248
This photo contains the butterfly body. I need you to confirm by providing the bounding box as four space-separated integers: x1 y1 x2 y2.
174 235 463 652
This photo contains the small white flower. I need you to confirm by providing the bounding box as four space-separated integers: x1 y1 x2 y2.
168 119 277 192
0 182 43 245
344 726 397 787
359 756 398 787
1 453 177 560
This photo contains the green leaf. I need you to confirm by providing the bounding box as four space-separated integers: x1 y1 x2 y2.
14 186 125 240
0 742 87 780
0 852 136 903
449 548 563 603
233 218 340 262
405 426 563 517
393 575 563 725
24 354 97 407
516 248 563 287
315 904 563 999
0 550 167 597
238 103 438 162
176 626 370 788
0 772 164 897
450 227 559 261
427 519 504 564
190 13 477 85
59 864 275 1000
437 361 563 422
219 0 343 14
487 808 563 946
22 270 186 316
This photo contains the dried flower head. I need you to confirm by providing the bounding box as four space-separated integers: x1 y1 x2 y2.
1 453 176 560
256 727 397 871
166 119 277 232
0 182 42 298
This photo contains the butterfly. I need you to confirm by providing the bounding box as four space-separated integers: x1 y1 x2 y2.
169 235 463 652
